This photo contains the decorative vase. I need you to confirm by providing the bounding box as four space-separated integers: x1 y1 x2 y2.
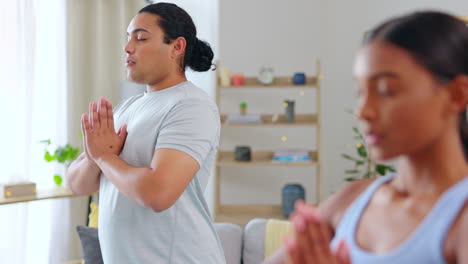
235 146 251 161
293 72 306 85
282 184 305 218
231 74 245 86
220 67 232 87
284 100 295 123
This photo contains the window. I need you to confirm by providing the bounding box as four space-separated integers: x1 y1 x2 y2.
0 0 69 262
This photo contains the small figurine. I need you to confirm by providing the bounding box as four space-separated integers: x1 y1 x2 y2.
240 101 247 115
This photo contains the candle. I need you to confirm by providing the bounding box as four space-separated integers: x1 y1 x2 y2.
231 74 245 86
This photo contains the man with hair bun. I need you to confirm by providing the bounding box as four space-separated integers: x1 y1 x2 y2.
67 3 225 263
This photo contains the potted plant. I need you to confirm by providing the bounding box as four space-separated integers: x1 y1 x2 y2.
342 126 395 181
40 139 80 186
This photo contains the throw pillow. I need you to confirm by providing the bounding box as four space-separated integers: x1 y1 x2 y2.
76 226 103 264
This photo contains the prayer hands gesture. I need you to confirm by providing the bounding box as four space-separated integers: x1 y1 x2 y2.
286 200 351 264
81 97 127 161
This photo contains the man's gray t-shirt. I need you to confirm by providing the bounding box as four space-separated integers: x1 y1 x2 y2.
98 81 225 263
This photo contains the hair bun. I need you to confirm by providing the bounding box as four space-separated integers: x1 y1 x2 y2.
187 38 214 72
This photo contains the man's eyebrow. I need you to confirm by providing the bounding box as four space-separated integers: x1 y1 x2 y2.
126 28 150 35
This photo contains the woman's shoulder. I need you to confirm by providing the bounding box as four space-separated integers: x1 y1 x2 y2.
318 178 376 230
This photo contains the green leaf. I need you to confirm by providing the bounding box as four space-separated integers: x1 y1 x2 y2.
375 164 387 175
352 127 360 135
375 164 396 176
78 131 83 138
55 147 69 163
53 175 63 186
345 169 360 174
44 151 55 162
386 165 396 172
355 160 365 166
357 144 368 158
69 147 80 161
39 139 51 145
341 154 360 162
352 127 364 139
363 171 373 178
345 177 356 181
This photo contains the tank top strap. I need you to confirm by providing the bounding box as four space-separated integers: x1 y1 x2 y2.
331 175 468 264
425 176 468 257
332 175 394 242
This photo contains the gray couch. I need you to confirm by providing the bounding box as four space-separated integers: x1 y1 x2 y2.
216 218 268 264
77 218 269 264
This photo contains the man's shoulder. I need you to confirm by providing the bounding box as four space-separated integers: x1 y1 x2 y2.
177 82 215 103
171 83 219 116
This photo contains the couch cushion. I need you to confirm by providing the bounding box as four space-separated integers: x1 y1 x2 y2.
243 218 267 264
214 223 243 264
264 219 292 258
77 224 241 264
76 226 103 264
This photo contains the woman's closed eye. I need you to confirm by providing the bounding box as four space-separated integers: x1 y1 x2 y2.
376 79 396 96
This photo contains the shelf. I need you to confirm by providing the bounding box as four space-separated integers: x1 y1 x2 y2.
0 187 77 205
219 76 318 89
217 151 318 167
221 114 317 127
215 205 287 226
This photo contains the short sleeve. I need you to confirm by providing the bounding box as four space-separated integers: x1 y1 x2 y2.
155 98 220 166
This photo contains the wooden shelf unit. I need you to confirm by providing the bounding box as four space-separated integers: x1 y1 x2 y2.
217 151 318 167
218 76 318 89
221 114 317 127
214 60 323 225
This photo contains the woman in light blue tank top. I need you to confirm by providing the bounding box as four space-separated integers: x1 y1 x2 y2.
265 11 468 264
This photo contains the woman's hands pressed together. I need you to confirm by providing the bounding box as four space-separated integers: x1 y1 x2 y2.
286 200 351 264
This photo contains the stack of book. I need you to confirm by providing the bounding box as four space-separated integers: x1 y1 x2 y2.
272 150 311 162
226 114 262 124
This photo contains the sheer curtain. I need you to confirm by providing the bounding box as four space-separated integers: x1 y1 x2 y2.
0 0 145 262
0 0 86 263
67 0 144 147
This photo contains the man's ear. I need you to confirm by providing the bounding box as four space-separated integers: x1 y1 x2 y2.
170 37 187 60
448 75 468 113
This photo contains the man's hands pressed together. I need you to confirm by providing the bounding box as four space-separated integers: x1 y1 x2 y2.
81 98 128 162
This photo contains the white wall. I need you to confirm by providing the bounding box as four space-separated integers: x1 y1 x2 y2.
319 0 468 195
146 0 219 213
218 0 325 206
218 0 468 205
151 0 219 97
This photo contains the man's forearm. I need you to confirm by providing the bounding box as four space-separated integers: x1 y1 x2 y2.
95 154 160 210
67 153 101 195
